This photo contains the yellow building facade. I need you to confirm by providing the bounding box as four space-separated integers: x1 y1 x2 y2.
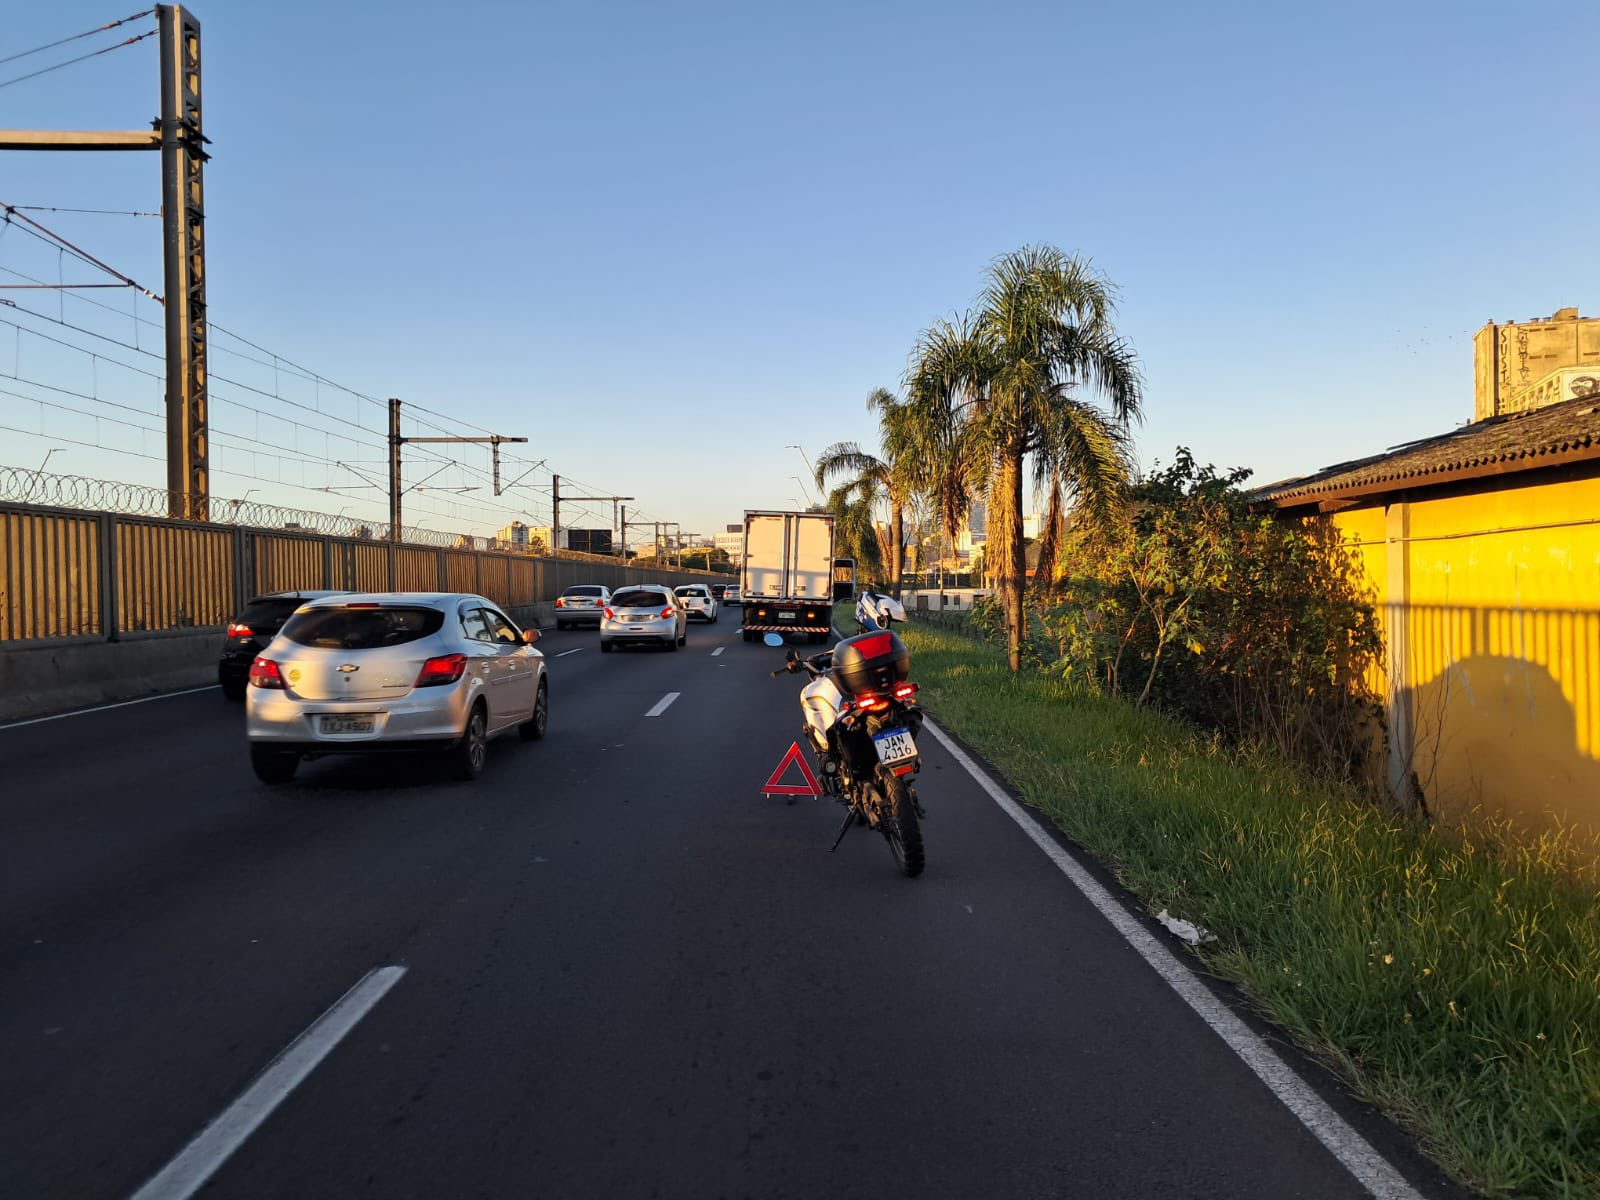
1259 398 1600 835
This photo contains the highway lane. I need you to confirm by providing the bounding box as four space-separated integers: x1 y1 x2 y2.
0 613 1455 1199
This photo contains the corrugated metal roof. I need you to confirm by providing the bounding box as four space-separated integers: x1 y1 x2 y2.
1252 396 1600 508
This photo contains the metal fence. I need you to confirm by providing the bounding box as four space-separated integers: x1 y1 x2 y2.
0 500 718 645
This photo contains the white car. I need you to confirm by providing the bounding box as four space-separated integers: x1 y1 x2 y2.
601 585 688 652
245 593 546 784
674 584 719 622
554 584 611 630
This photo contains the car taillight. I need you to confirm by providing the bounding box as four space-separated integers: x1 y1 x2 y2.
603 607 614 620
660 607 675 619
893 682 918 700
248 657 285 689
555 598 566 608
227 622 254 639
415 653 468 687
856 693 888 712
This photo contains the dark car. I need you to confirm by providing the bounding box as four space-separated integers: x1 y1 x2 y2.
219 590 347 700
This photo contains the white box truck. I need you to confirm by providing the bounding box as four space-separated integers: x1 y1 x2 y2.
740 510 836 643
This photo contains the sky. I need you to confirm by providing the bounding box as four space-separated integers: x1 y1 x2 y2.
3 0 1597 545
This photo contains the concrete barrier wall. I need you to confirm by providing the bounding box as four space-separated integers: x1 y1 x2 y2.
0 630 223 722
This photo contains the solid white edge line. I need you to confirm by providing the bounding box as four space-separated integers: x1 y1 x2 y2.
128 966 406 1200
0 685 220 731
922 719 1424 1200
555 648 584 657
644 691 680 717
711 647 724 657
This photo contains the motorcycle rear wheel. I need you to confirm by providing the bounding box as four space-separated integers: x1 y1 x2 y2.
881 772 924 878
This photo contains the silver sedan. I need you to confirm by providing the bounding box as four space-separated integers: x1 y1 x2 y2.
600 585 687 652
245 592 547 784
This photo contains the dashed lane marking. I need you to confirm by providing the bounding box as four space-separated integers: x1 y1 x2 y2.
555 648 584 657
644 692 680 718
711 647 724 657
128 966 407 1200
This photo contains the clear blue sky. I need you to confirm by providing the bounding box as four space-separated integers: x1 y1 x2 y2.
4 0 1596 542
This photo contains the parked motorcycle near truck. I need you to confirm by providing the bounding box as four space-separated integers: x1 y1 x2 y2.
768 628 926 877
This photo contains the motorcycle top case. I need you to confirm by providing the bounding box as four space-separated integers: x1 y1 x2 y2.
832 629 910 696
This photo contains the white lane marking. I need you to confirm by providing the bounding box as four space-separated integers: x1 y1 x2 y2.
711 647 724 657
644 692 680 717
129 966 406 1200
555 648 584 657
923 720 1424 1200
0 685 220 732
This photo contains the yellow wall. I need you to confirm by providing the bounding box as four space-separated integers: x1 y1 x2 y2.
1332 474 1600 834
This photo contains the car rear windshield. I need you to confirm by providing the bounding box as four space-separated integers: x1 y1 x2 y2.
279 606 445 650
563 586 605 597
675 587 706 597
234 597 303 630
612 589 667 608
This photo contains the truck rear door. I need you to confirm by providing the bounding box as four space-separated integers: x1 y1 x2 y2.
788 515 833 600
743 514 787 599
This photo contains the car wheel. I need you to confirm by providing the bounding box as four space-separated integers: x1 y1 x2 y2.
449 703 488 781
250 744 298 785
742 629 753 643
519 680 548 741
678 628 687 646
600 640 614 653
221 679 246 702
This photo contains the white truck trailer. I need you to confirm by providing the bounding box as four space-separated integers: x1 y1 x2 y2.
740 510 836 643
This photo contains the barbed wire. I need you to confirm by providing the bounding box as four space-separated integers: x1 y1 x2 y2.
0 463 540 552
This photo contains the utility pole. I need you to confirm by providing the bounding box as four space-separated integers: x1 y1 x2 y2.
551 474 560 551
2 5 210 520
386 398 526 541
618 505 628 560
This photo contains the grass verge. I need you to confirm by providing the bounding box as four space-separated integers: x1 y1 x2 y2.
894 617 1600 1200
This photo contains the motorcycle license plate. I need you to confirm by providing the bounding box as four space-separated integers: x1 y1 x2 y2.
319 714 375 735
873 728 917 764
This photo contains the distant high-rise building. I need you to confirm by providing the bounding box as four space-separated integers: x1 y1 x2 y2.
1474 307 1600 420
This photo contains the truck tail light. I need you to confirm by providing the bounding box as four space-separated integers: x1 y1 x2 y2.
415 653 468 687
248 657 286 689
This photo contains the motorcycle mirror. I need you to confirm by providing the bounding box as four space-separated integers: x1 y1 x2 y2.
784 649 800 663
762 633 784 647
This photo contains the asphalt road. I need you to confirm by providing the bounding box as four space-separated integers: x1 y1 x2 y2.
0 614 1458 1199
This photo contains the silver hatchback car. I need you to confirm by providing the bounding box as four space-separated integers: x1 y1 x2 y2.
245 592 547 784
599 585 687 652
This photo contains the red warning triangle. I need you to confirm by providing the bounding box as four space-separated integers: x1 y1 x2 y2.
762 741 823 796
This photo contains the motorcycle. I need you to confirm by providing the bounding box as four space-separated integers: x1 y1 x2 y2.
767 628 926 877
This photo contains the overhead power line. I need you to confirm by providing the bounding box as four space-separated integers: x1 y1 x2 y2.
7 205 160 218
0 27 158 92
0 9 154 68
1 202 162 300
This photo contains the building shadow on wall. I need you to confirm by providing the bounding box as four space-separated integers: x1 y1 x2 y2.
1398 652 1600 837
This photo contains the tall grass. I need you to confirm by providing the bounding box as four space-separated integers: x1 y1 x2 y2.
900 621 1600 1199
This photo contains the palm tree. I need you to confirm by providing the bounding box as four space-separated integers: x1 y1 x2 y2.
905 244 1141 670
814 388 916 597
821 479 884 580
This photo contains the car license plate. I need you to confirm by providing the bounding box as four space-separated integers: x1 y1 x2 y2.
320 714 375 735
778 611 796 620
873 728 917 764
